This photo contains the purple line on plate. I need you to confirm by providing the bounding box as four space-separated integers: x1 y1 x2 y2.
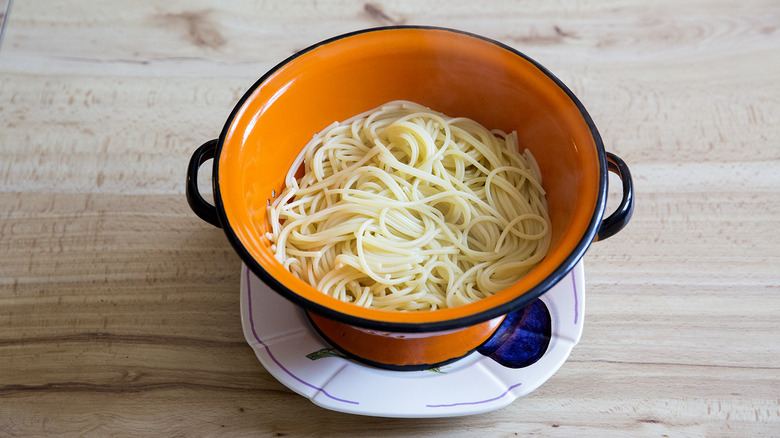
426 382 523 408
245 268 359 405
572 269 579 325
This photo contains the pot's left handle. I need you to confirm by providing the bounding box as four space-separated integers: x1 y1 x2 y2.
186 139 222 228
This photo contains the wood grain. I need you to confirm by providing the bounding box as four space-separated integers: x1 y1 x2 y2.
1 0 779 436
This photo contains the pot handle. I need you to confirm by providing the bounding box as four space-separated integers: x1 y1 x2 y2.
596 152 634 241
186 139 222 228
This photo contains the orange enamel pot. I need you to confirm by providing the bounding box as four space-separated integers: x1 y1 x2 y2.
186 26 634 370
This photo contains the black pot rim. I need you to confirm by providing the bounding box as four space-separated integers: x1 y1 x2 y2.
212 25 608 333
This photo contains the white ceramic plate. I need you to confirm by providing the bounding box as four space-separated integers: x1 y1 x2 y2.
240 261 584 418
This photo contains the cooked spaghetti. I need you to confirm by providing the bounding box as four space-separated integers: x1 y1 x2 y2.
267 101 551 311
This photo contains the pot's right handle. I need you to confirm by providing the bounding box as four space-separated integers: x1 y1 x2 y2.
186 139 222 228
596 152 634 241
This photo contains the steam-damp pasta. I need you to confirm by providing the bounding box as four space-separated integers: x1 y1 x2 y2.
267 101 551 311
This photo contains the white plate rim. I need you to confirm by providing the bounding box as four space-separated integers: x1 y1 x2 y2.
239 261 584 418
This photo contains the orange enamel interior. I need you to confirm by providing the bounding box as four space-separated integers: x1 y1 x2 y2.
219 28 600 327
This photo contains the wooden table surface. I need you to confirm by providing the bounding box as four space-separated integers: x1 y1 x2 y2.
2 0 778 436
